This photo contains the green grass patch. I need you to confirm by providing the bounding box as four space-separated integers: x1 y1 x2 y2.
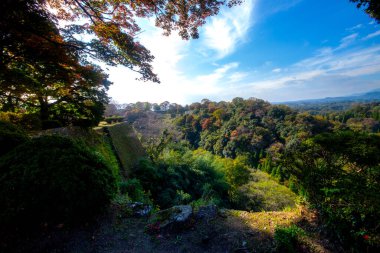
274 225 306 253
233 170 298 211
106 123 146 176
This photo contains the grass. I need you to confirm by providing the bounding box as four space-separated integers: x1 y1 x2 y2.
227 207 333 253
235 170 298 211
106 123 146 177
228 208 301 234
36 126 121 180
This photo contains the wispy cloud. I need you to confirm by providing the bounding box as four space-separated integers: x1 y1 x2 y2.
106 11 380 104
106 18 246 104
363 30 380 40
202 0 255 58
336 33 358 50
233 41 380 101
346 24 362 31
256 0 303 17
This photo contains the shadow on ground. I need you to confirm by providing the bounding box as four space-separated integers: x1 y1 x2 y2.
2 206 341 253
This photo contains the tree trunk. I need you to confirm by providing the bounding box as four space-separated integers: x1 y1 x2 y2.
38 96 50 129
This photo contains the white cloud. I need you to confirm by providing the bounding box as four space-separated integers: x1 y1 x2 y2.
228 72 249 82
256 0 303 17
202 0 255 58
222 38 380 101
346 24 362 31
363 30 380 40
107 20 380 105
336 33 358 50
107 20 191 104
106 20 243 104
196 63 239 84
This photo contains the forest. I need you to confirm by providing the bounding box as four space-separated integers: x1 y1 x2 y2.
1 0 380 252
109 98 380 245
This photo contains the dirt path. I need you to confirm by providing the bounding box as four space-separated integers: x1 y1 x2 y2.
9 207 339 253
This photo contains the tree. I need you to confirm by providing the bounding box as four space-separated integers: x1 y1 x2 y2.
1 0 242 127
0 0 110 127
283 131 380 249
3 0 242 83
350 0 380 22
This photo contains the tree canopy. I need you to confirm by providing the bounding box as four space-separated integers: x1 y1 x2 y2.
350 0 380 22
1 0 111 127
4 0 242 83
0 0 242 128
1 0 378 128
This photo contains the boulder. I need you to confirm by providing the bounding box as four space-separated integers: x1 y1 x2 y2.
127 202 152 217
195 205 218 221
149 205 192 231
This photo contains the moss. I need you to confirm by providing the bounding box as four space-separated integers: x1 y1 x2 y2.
106 123 146 176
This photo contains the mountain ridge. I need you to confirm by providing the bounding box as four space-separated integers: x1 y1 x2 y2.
276 89 380 105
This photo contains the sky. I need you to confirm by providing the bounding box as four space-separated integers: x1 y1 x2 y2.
105 0 380 105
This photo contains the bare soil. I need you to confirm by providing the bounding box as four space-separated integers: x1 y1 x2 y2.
4 206 340 253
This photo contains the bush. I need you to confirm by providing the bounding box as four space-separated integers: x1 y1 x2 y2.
231 171 297 211
284 131 380 250
42 119 62 129
0 121 29 156
104 116 124 124
73 118 95 128
132 149 229 208
118 178 151 203
0 112 42 130
274 225 305 253
0 135 116 229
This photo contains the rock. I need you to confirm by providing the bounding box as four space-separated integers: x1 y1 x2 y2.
195 205 218 221
218 208 228 218
127 202 152 217
149 205 192 231
201 235 211 244
201 231 217 245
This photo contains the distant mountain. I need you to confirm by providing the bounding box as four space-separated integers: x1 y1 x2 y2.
279 90 380 106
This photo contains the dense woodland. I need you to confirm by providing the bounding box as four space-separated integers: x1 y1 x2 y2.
1 0 380 252
101 99 380 251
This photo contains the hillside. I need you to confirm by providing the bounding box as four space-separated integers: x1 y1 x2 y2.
1 98 379 253
279 90 380 112
105 123 146 177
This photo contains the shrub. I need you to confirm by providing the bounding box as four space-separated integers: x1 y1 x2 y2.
284 131 380 250
73 118 95 128
132 149 229 208
0 112 42 130
231 171 297 211
118 178 151 203
274 225 305 253
0 135 116 229
41 119 62 129
0 121 29 156
104 116 124 124
0 111 23 123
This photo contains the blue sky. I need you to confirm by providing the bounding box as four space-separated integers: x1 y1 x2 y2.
106 0 380 105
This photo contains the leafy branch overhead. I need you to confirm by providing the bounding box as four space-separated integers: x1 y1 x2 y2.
350 0 380 22
39 0 243 82
0 0 241 127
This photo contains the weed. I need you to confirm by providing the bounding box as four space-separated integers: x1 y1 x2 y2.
274 225 305 253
